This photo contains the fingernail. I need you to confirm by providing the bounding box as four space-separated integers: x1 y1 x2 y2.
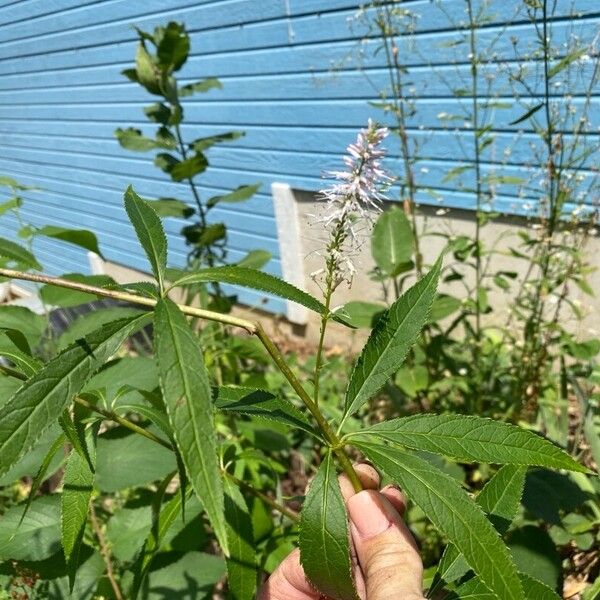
347 491 392 538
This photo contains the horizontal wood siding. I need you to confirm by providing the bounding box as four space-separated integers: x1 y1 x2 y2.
0 0 597 311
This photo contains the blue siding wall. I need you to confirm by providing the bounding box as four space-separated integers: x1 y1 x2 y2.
0 0 597 312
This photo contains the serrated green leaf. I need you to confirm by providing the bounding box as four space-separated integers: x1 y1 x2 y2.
62 435 95 589
154 297 228 554
343 257 441 422
36 225 103 258
352 414 587 472
0 237 41 270
169 266 351 326
179 77 222 97
207 184 261 208
58 409 91 469
124 185 168 292
170 153 208 181
214 386 318 439
299 452 358 600
371 207 413 275
357 442 524 600
0 313 149 477
431 465 527 593
224 477 257 600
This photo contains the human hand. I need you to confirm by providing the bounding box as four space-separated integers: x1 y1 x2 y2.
259 463 424 600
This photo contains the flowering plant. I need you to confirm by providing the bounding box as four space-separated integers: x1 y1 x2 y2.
0 122 590 600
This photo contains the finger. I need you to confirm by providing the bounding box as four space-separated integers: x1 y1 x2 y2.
380 485 407 516
339 463 380 503
259 549 321 600
347 491 424 600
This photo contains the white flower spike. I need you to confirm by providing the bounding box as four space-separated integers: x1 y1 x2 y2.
313 119 391 288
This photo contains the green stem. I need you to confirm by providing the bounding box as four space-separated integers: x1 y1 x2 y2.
0 267 362 491
225 472 299 522
255 323 363 492
313 269 335 406
75 397 173 450
173 118 218 270
466 0 484 412
0 357 301 518
0 268 256 333
379 4 423 275
0 363 174 451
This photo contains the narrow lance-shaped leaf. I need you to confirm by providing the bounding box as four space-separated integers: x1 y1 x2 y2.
169 266 352 327
357 442 524 600
509 102 544 126
0 313 150 477
430 465 527 595
62 430 95 590
352 414 587 473
224 477 257 600
343 257 441 422
299 453 358 600
154 298 228 554
124 186 168 293
214 386 319 440
0 340 42 377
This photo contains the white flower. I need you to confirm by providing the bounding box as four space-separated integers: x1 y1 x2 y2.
313 120 391 286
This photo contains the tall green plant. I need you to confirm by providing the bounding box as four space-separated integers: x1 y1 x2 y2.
0 133 591 598
116 22 265 307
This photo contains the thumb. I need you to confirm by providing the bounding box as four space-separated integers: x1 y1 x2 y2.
347 490 424 600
